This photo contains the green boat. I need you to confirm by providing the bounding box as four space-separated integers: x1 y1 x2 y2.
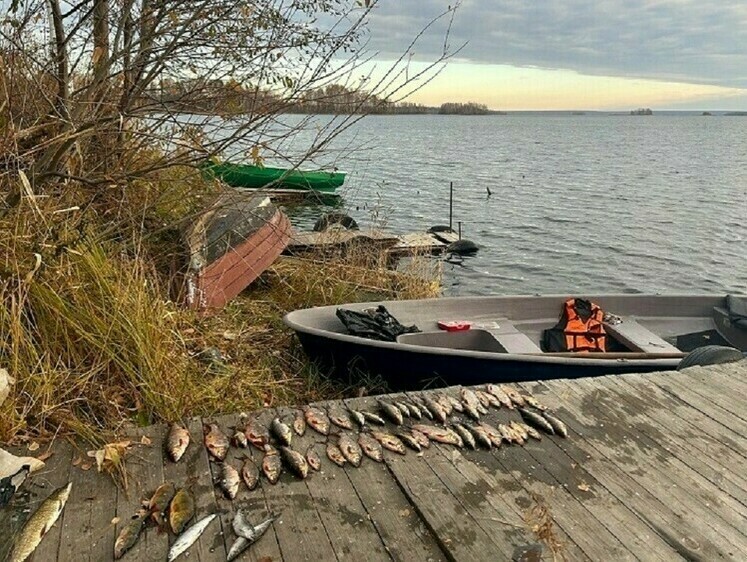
203 161 345 193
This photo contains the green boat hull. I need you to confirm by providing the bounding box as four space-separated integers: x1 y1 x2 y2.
203 162 345 193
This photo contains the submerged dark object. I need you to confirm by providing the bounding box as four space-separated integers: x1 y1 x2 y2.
313 213 359 232
336 305 420 342
285 294 747 389
446 239 478 255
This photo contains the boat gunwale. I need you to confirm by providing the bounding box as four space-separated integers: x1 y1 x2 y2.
283 293 734 367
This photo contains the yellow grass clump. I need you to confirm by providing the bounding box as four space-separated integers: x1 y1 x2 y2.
0 180 442 444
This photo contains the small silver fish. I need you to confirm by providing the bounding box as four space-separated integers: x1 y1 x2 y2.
326 442 347 467
420 394 447 424
306 446 322 471
509 421 529 443
304 406 330 436
496 423 514 444
328 406 353 430
232 431 248 448
361 411 387 426
395 430 422 452
481 422 505 448
241 459 260 490
338 433 363 467
347 408 367 429
166 423 191 463
412 424 462 447
409 427 431 449
270 417 293 446
542 411 568 437
405 402 423 419
501 385 526 407
114 509 148 559
519 407 555 435
371 430 407 455
293 410 306 436
411 397 434 420
378 400 404 425
473 390 491 408
262 446 282 484
280 446 308 479
521 422 542 441
479 390 502 409
524 395 548 411
204 423 229 461
358 432 384 462
394 401 411 417
466 423 492 449
436 394 453 416
168 514 217 562
244 418 270 451
227 511 277 561
452 422 476 450
486 384 513 409
220 464 241 499
445 394 464 413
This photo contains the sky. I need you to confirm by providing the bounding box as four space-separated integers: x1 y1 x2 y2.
359 0 747 111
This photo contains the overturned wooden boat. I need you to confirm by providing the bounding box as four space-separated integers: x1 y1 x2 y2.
184 191 291 309
284 294 747 388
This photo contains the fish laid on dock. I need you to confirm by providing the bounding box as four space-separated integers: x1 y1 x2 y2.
227 511 277 561
245 418 271 450
519 407 555 435
114 509 148 559
304 406 331 436
10 482 72 562
292 410 306 436
306 446 322 471
204 423 230 461
167 513 217 562
338 432 363 467
270 417 293 446
166 423 191 462
371 430 407 455
220 464 241 499
412 424 463 448
358 432 384 462
542 411 568 437
280 446 309 479
241 459 260 490
328 405 354 430
148 481 176 528
262 446 282 484
326 442 347 467
169 488 195 534
452 422 476 450
378 400 404 425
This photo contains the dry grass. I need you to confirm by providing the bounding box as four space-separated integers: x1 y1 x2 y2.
0 175 441 444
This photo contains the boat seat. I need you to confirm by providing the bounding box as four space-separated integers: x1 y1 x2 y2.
482 319 543 354
603 318 680 353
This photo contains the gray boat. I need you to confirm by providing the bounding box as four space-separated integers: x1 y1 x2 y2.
284 294 747 388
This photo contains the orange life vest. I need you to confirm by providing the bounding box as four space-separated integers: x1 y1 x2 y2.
561 298 607 352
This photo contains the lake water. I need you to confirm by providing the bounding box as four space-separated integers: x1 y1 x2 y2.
245 114 747 296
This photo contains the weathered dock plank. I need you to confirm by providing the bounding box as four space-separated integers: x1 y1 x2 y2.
59 442 119 562
533 376 745 560
3 440 75 562
604 374 747 500
340 397 447 562
163 417 227 562
113 423 169 562
211 413 282 562
250 407 340 562
6 362 747 561
276 403 391 561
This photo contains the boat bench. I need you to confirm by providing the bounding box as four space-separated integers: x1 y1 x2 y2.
603 318 680 353
482 319 543 354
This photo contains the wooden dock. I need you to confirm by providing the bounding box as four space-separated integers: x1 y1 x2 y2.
2 361 746 561
285 227 461 259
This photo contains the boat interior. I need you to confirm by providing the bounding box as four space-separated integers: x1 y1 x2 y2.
327 295 747 356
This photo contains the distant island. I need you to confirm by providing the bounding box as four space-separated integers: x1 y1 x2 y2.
725 111 747 116
630 108 653 115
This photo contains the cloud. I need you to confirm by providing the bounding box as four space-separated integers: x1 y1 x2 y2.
365 0 747 88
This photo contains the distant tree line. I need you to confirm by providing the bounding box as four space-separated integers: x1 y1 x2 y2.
154 81 496 115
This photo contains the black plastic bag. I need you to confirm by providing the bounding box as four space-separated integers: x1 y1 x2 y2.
336 305 420 342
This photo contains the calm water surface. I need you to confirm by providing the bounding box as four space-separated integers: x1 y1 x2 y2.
244 114 747 296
